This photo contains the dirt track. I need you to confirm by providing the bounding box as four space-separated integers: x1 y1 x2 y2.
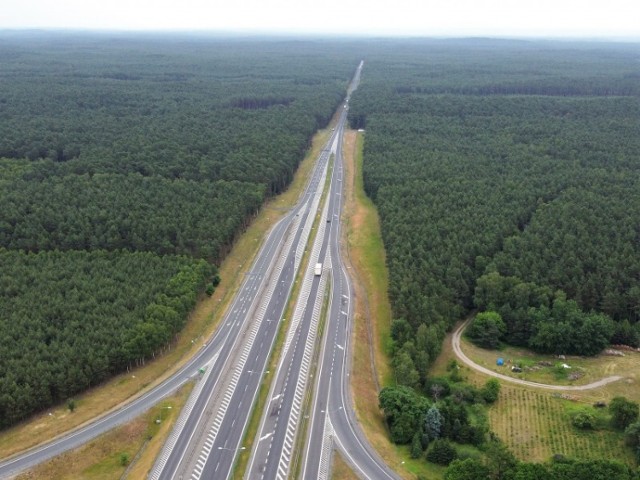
452 320 623 391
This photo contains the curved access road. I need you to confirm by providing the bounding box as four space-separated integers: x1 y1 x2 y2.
452 320 623 391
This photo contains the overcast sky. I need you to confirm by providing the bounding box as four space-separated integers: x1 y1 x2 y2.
1 0 639 38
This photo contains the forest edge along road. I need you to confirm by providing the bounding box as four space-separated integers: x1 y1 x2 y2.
452 319 623 391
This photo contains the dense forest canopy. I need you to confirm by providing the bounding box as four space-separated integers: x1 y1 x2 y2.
348 40 640 391
0 33 361 427
0 249 211 428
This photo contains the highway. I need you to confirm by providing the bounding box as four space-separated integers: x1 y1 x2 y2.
148 124 338 479
245 58 398 480
301 61 400 480
246 112 344 480
0 60 398 480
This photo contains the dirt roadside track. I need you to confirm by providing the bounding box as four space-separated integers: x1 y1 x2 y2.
452 320 623 391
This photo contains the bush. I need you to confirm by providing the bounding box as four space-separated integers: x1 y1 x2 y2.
624 421 640 447
610 396 639 430
444 458 490 480
572 410 596 429
480 379 500 404
450 383 481 404
427 439 458 466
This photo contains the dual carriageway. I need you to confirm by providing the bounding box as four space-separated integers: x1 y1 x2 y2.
0 61 399 480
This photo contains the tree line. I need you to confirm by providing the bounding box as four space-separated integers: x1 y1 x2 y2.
349 38 640 468
0 33 362 427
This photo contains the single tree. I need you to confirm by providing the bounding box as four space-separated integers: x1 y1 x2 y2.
610 396 639 430
481 379 501 404
411 431 423 459
425 404 444 441
426 439 457 466
572 410 596 429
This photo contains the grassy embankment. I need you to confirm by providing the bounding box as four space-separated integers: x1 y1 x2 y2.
15 384 192 480
332 452 359 480
341 130 445 479
0 126 331 462
431 328 639 464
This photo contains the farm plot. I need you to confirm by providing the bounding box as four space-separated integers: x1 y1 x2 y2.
430 330 638 466
489 384 631 463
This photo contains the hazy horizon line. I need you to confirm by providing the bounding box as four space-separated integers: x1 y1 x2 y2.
1 27 639 43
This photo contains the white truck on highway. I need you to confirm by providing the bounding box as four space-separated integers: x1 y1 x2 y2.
314 263 322 276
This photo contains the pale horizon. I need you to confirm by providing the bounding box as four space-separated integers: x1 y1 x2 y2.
1 0 639 39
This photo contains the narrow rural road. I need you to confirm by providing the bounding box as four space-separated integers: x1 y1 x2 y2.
452 320 623 391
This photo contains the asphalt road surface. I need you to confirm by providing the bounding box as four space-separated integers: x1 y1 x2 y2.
302 61 401 480
246 111 346 480
149 124 340 480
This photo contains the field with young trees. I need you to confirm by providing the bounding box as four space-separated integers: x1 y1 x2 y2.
0 33 361 427
349 39 640 471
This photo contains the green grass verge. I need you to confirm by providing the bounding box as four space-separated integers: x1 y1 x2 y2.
344 130 441 479
15 383 193 480
351 133 394 386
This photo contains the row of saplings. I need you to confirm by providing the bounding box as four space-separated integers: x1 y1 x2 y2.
444 396 640 479
379 365 639 479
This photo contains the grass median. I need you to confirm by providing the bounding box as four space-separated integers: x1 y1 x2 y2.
234 145 335 478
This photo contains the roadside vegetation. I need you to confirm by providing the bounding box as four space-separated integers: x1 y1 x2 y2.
14 383 192 480
343 130 451 479
347 38 640 475
331 452 359 480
